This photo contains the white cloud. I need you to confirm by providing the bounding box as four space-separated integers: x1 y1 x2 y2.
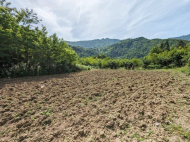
11 0 190 40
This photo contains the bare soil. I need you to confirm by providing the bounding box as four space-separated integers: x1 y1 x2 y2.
0 70 190 142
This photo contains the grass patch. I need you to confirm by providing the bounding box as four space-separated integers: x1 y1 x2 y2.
153 66 190 76
131 133 145 141
41 109 53 116
162 123 190 140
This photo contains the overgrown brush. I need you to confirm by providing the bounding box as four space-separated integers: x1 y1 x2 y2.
75 64 91 71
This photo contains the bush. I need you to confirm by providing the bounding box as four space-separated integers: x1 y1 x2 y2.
148 64 161 69
162 66 169 69
123 60 133 69
75 64 91 71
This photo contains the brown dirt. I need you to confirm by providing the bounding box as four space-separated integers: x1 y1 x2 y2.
0 70 190 142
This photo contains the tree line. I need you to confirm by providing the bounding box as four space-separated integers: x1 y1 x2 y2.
143 40 189 69
70 37 189 59
0 0 78 78
79 40 190 71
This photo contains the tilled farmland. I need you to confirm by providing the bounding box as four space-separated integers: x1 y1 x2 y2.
0 70 190 142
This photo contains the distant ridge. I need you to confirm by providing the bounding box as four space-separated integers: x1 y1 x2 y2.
171 34 190 41
66 38 120 48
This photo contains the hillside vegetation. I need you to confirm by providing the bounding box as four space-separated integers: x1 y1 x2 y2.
79 40 190 73
100 37 189 59
70 46 99 58
66 38 120 48
71 37 189 59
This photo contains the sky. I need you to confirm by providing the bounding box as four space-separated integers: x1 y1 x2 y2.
10 0 190 41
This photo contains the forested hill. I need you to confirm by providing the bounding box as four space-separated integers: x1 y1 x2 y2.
100 37 189 59
71 37 189 59
70 45 99 58
66 38 120 48
171 34 190 41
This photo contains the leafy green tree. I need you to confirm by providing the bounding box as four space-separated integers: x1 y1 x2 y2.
177 40 186 48
163 40 170 51
131 58 142 67
150 46 162 54
0 0 79 78
143 41 190 69
123 60 133 69
97 54 107 59
160 43 164 49
142 57 151 69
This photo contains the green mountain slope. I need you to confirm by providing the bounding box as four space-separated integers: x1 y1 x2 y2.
171 34 190 41
70 37 189 59
66 38 120 48
101 37 189 59
70 46 99 58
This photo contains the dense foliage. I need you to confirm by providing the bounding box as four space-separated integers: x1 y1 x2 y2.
79 54 142 69
79 40 190 71
101 37 189 59
0 0 78 78
66 38 120 48
142 41 190 69
71 37 189 59
70 45 99 58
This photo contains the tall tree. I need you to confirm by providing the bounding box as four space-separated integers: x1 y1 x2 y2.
0 0 78 78
177 40 186 48
163 40 170 51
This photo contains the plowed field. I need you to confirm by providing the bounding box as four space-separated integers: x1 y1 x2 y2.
0 70 190 142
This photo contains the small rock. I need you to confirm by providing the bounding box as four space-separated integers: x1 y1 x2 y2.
112 132 117 137
106 121 115 128
154 122 160 127
140 124 147 131
100 130 105 138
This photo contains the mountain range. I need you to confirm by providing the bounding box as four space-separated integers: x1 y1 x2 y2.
66 34 190 59
70 37 189 59
66 38 120 48
171 34 190 41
